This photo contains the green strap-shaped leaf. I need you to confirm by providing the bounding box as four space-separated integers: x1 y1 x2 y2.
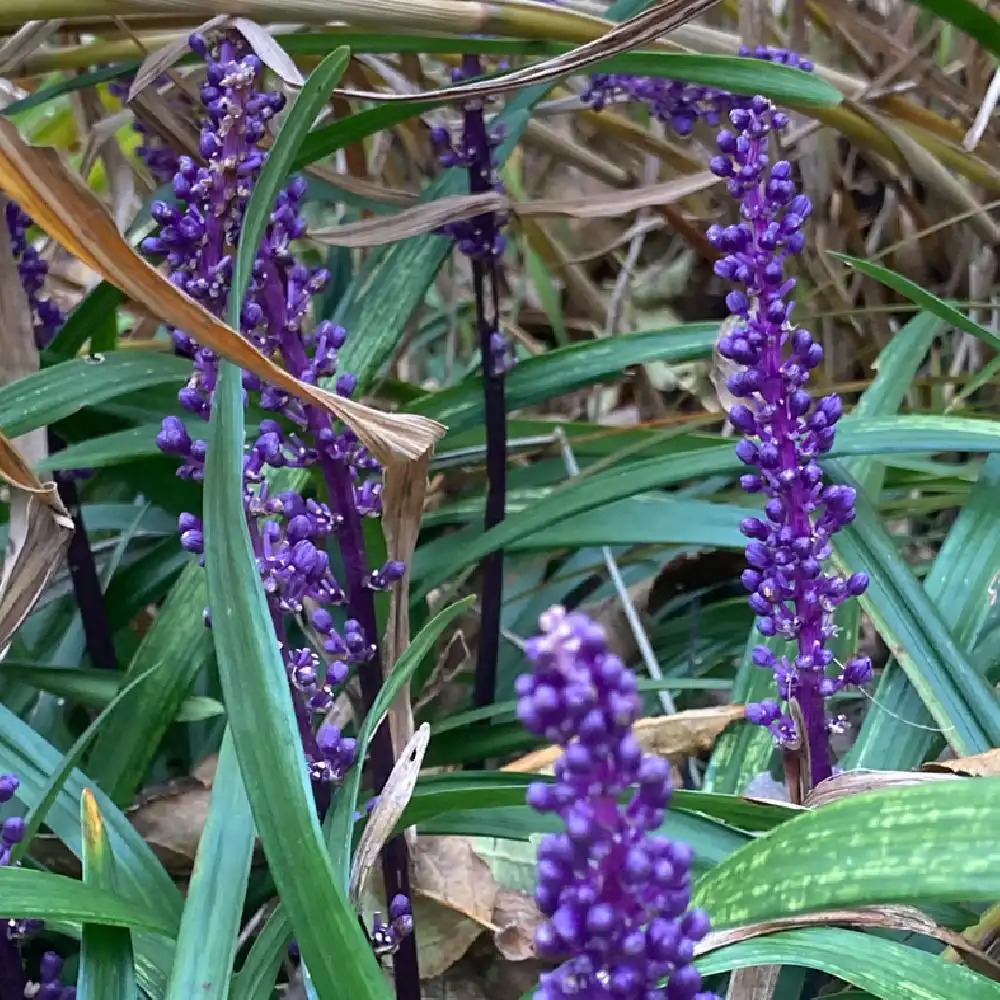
165 731 254 1000
697 926 1000 1000
78 791 138 1000
694 779 1000 925
204 46 390 1000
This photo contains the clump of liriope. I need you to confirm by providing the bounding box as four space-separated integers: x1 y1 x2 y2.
518 609 718 1000
145 29 412 954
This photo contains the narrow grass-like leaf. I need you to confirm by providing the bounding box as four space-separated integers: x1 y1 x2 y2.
328 595 473 882
231 48 351 313
904 0 1000 60
10 664 160 867
827 460 1000 757
0 351 190 438
696 928 1000 1000
228 904 291 1000
0 867 176 935
165 731 253 1000
694 779 1000 925
834 253 1000 351
87 564 213 805
849 455 1000 768
412 415 1000 599
411 323 717 437
44 280 125 362
78 789 138 1000
205 46 390 1000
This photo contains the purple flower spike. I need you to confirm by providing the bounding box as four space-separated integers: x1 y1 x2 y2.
4 201 64 349
369 893 414 958
518 608 718 1000
707 97 871 787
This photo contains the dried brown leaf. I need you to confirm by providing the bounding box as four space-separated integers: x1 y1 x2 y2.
0 119 445 465
409 836 500 979
923 748 1000 777
232 18 305 87
380 453 430 761
349 722 430 905
727 966 780 1000
804 768 961 809
127 15 230 102
0 204 73 659
696 904 1000 981
309 174 721 248
128 0 719 104
128 777 213 872
504 705 745 774
0 20 64 73
491 890 542 962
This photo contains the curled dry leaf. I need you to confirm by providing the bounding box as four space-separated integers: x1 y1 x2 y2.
128 0 719 104
350 722 430 905
308 172 721 248
0 20 64 74
503 705 746 774
492 890 543 962
923 748 1000 777
127 776 214 875
803 768 961 809
695 904 1000 982
0 118 445 467
0 201 73 659
380 454 430 762
127 14 231 102
232 18 305 87
409 836 500 979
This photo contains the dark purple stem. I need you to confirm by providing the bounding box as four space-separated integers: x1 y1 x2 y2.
461 54 507 720
48 431 117 672
276 324 420 998
0 936 24 1000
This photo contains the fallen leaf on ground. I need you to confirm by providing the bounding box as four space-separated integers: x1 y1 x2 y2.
504 705 746 774
923 748 1000 777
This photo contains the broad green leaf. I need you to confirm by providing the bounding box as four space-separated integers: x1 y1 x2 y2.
78 790 138 1000
694 778 1000 924
204 45 390 1000
0 867 176 936
411 323 717 438
0 351 189 439
828 460 1000 757
696 928 1000 1000
165 731 253 1000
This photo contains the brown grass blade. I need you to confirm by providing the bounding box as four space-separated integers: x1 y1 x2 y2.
349 722 430 905
380 453 430 762
0 118 445 465
0 434 74 660
127 14 230 101
231 18 305 87
124 0 720 103
803 768 961 809
503 705 745 773
0 20 65 73
696 904 1000 981
309 173 721 247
